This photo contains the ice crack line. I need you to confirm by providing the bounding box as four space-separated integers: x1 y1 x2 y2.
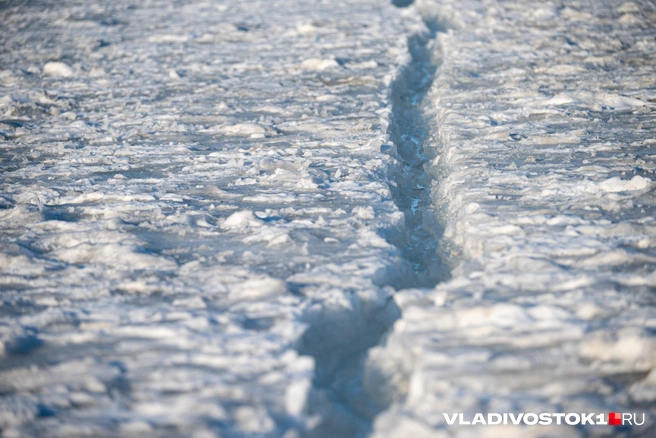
297 3 448 437
387 7 446 289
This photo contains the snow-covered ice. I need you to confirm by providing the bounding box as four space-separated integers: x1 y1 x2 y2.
1 0 655 437
0 1 425 436
368 0 656 437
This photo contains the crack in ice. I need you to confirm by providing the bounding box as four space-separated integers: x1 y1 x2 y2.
298 2 451 436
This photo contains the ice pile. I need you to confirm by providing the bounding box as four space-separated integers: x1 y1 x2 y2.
369 0 656 436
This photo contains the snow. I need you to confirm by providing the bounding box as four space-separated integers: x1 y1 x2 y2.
369 0 656 435
1 0 655 436
0 0 422 436
42 62 74 78
300 59 340 72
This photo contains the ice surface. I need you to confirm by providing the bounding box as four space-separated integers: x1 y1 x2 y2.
1 0 655 437
0 0 426 436
369 0 656 436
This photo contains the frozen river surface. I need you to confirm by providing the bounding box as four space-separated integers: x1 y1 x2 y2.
1 0 655 437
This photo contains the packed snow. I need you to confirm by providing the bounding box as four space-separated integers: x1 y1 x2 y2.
0 0 655 437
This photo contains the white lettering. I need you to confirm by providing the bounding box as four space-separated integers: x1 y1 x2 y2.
580 413 594 425
440 412 636 428
488 413 502 425
523 413 538 425
509 413 523 425
565 413 580 425
552 413 565 425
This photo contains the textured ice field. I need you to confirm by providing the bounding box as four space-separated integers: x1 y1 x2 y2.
0 0 655 437
371 1 656 437
0 1 424 436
